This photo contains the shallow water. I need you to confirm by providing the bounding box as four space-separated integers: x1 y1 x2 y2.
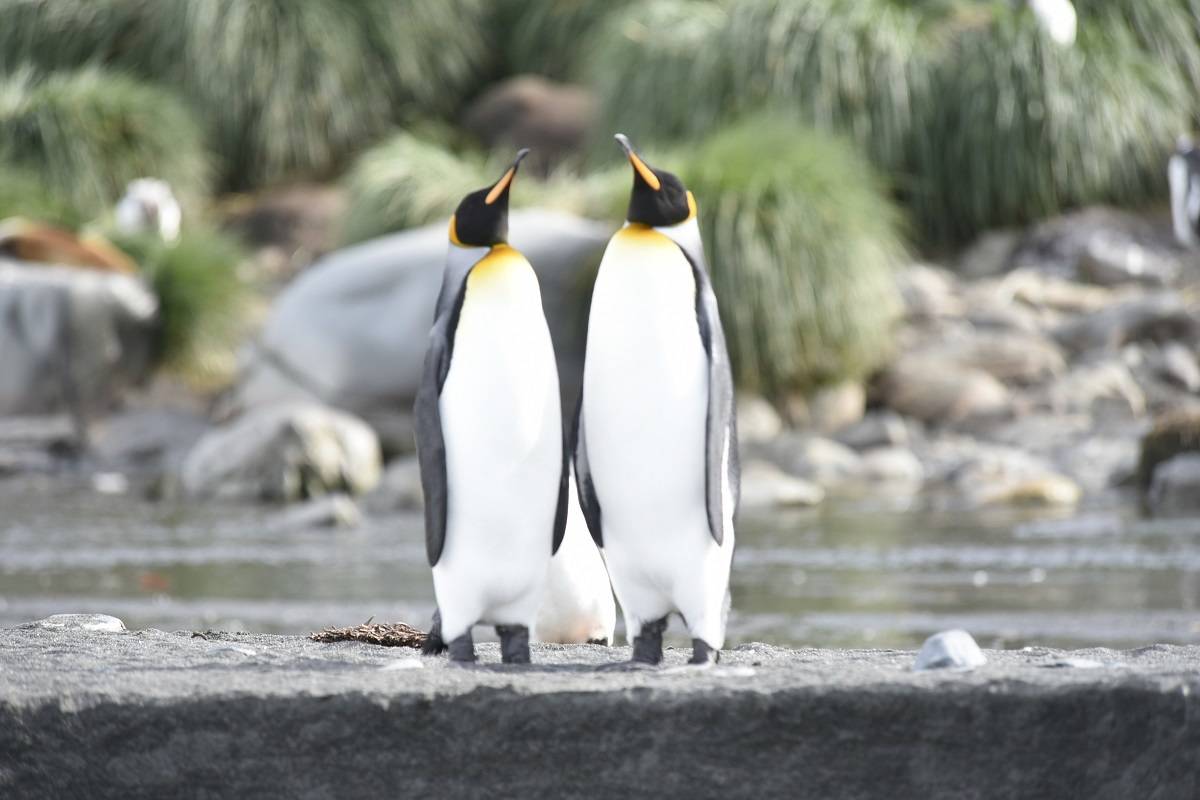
1 475 1198 650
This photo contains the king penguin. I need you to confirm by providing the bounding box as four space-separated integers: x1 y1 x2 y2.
575 134 739 667
1169 136 1200 249
534 467 617 645
415 149 569 664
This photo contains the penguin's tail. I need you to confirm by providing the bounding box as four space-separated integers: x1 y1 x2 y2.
421 608 447 656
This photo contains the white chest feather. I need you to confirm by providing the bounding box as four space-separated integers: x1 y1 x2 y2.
438 246 562 567
582 226 708 521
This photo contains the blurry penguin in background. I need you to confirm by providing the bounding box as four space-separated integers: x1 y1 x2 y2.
534 467 616 646
1021 0 1077 47
415 149 568 665
575 134 739 668
115 178 182 243
1169 137 1200 249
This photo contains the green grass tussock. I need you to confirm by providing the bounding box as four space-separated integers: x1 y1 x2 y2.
682 116 904 396
583 0 1199 246
0 68 209 221
489 0 635 79
340 128 629 245
0 0 489 188
0 164 82 229
909 7 1192 243
114 228 247 382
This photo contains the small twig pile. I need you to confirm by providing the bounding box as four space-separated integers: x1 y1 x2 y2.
310 617 427 649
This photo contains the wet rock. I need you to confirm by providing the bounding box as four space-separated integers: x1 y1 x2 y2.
896 263 964 319
1147 454 1200 515
461 76 596 175
1013 207 1174 278
958 229 1020 279
738 460 825 508
1037 361 1146 419
269 494 362 530
1078 233 1180 287
764 434 863 487
835 411 914 451
876 355 1010 425
1002 268 1116 315
1137 409 1200 490
362 456 424 514
179 403 382 502
911 329 1067 386
0 259 158 418
90 408 211 476
859 447 925 486
914 630 986 671
26 614 126 633
736 394 784 443
941 443 1081 508
222 210 609 442
807 381 865 434
1156 343 1200 393
1053 294 1200 355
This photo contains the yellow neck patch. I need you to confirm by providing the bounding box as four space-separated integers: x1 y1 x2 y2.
467 243 527 287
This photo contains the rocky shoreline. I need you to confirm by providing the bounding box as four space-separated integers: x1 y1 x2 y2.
5 205 1199 526
2 616 1197 798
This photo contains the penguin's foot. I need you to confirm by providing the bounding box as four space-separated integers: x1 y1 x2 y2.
688 638 721 667
496 625 531 664
631 615 669 665
587 637 610 646
447 632 475 664
420 609 448 656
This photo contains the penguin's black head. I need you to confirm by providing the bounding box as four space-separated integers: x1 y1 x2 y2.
449 148 530 247
616 133 694 227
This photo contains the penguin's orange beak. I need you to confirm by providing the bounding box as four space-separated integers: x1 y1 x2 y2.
615 133 661 191
485 147 531 205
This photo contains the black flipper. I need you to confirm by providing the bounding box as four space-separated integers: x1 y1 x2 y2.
414 268 470 567
551 433 569 555
572 394 604 548
676 239 740 546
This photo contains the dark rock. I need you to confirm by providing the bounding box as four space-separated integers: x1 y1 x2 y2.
875 355 1010 425
835 411 915 451
2 625 1199 799
1137 409 1200 490
1053 294 1200 355
1078 233 1181 287
461 76 596 175
1147 454 1200 515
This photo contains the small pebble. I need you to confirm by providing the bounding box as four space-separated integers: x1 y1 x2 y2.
914 630 987 671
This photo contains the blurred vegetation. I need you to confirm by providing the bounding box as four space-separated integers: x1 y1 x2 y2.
0 69 208 221
0 0 1197 392
112 229 247 384
580 0 1199 245
341 129 627 245
682 117 903 396
0 165 83 229
0 0 487 188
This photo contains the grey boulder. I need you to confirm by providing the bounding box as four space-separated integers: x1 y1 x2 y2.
0 260 157 417
179 403 382 502
224 210 608 451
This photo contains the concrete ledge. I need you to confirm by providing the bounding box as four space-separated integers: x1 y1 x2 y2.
2 622 1198 798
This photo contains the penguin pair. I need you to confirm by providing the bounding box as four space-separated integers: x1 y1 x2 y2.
416 136 738 667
